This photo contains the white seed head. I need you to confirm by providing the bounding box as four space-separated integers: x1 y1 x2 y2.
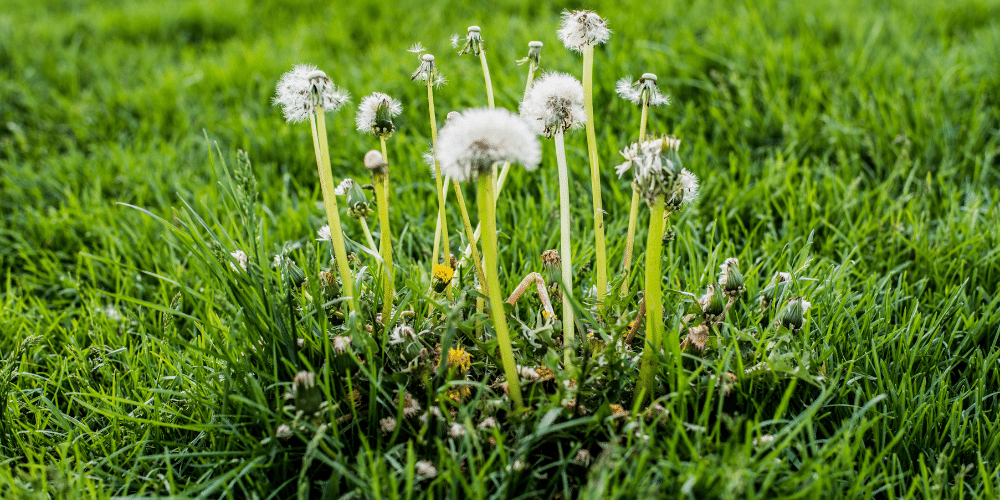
317 225 332 242
615 74 670 107
380 416 397 434
356 92 403 137
520 72 586 138
557 10 611 52
415 460 437 477
332 335 352 354
478 416 498 429
436 107 541 182
670 168 699 207
449 422 466 438
364 150 388 173
273 64 350 123
616 136 685 205
388 324 417 345
275 424 293 440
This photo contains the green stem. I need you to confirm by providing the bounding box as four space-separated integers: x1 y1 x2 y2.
637 196 665 405
359 218 379 260
374 137 394 327
427 81 452 300
582 46 607 300
479 50 495 109
477 174 522 409
452 181 487 294
620 95 650 296
554 130 575 369
310 110 356 313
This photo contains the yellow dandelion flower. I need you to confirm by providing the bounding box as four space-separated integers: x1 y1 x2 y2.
535 366 555 380
445 385 472 402
432 264 455 292
610 404 628 418
444 347 472 373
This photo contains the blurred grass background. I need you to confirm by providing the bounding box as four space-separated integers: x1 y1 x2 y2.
1 0 999 497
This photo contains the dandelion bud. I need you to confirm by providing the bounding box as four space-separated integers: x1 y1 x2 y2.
699 283 727 323
541 249 561 284
457 25 485 56
334 178 372 219
759 272 793 310
287 371 323 415
718 258 745 297
356 92 402 138
363 150 388 175
432 263 455 293
616 136 685 206
615 73 670 107
775 296 811 332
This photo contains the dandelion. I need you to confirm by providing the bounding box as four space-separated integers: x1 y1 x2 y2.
364 149 395 328
699 283 727 324
356 92 402 138
275 424 293 440
615 74 670 107
456 26 494 108
286 371 323 415
574 449 592 465
432 263 455 293
273 65 356 312
273 64 350 123
388 324 417 345
411 53 446 88
775 296 811 332
380 416 397 434
557 10 612 52
402 392 422 418
415 460 437 477
332 335 351 354
618 73 671 295
230 250 248 272
760 272 793 310
753 434 777 448
441 346 472 374
718 258 745 297
436 108 540 410
477 417 498 429
449 422 466 438
559 9 612 298
521 72 585 368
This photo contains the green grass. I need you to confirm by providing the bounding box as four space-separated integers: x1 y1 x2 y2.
2 0 999 497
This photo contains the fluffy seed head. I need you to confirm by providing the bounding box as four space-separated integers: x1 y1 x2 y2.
388 324 417 345
616 136 685 206
616 74 670 107
520 72 586 138
557 10 611 52
449 422 466 438
380 416 397 434
436 107 541 182
273 65 350 123
364 150 388 174
230 250 248 272
667 169 700 209
356 92 402 137
415 460 437 477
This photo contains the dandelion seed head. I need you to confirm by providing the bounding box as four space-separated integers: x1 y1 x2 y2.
449 422 466 438
615 136 684 205
436 107 541 182
520 72 586 138
317 225 332 242
364 150 388 174
388 324 417 345
557 10 611 52
276 424 293 440
415 460 437 477
380 416 397 434
332 335 352 354
356 92 402 137
615 74 669 107
273 64 350 123
334 178 356 196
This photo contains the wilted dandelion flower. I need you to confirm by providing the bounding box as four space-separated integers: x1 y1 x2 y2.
557 10 611 52
435 108 540 182
718 258 745 296
273 65 350 123
616 136 684 206
402 392 422 418
775 296 811 332
520 72 586 138
356 92 402 137
616 73 670 107
411 53 446 87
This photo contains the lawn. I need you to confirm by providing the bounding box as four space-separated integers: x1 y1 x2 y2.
1 0 999 497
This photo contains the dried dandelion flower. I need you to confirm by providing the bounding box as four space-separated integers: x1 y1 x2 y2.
273 65 350 123
616 73 669 107
456 25 485 56
435 107 540 182
699 283 727 323
356 92 402 137
411 52 446 88
478 417 498 429
684 324 710 352
402 392 422 418
520 72 586 138
557 10 611 52
449 422 466 438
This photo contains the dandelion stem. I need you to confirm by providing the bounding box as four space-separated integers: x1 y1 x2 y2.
310 109 356 313
374 138 394 326
554 129 576 369
582 45 607 300
620 93 650 296
359 218 379 260
476 173 522 409
452 181 487 292
427 81 452 300
637 196 665 405
478 51 495 109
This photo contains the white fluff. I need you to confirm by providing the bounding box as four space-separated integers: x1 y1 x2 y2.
355 92 402 135
273 64 350 124
677 168 700 205
557 10 611 52
519 72 586 138
615 76 670 107
435 107 541 182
